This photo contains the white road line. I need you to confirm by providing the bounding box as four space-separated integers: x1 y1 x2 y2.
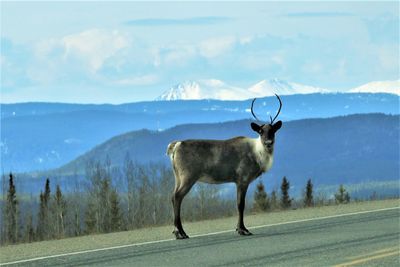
191 206 400 238
1 206 399 266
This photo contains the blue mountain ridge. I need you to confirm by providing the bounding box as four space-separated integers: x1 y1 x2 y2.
1 93 398 172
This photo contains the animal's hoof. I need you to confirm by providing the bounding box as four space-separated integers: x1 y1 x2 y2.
173 229 189 239
236 228 253 236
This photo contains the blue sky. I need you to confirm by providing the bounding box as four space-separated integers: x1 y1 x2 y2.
1 1 398 103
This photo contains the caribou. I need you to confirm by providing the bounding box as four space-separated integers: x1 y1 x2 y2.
167 95 283 239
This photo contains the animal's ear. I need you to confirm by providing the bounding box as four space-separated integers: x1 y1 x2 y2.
251 122 263 134
273 120 282 132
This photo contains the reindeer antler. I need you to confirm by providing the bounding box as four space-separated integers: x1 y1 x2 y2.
270 94 282 124
250 98 260 121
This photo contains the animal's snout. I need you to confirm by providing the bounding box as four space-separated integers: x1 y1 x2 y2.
264 140 274 148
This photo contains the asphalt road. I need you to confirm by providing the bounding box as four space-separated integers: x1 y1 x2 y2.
5 208 400 267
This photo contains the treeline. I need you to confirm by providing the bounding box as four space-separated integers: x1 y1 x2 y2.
0 157 235 245
252 177 351 212
1 158 354 246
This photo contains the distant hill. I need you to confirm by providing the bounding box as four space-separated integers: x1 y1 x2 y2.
1 93 399 172
55 114 399 191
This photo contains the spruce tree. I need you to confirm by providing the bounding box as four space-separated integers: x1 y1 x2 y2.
280 176 291 209
6 173 18 243
99 178 111 232
37 178 51 240
37 192 46 240
44 178 51 238
335 184 350 204
44 178 51 200
253 180 269 212
304 179 314 207
85 200 97 234
270 190 278 210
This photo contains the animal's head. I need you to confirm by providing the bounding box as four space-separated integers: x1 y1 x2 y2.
250 95 283 150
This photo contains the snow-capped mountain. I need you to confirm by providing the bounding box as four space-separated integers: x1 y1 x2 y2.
248 78 330 97
156 78 327 101
156 79 399 101
155 80 254 101
349 80 399 95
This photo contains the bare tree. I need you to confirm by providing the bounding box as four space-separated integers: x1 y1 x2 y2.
270 189 278 210
24 211 35 242
123 153 136 230
53 185 67 238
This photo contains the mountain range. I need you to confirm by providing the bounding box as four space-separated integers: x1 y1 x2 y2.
156 79 399 101
1 93 399 172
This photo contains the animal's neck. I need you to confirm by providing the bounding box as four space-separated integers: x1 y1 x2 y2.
254 136 266 154
253 137 273 172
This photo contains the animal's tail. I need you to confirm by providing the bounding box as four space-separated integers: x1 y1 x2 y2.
166 141 179 160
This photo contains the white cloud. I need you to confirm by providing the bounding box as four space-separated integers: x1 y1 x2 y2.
301 60 323 74
271 55 285 66
150 36 237 66
239 36 253 45
199 36 236 58
25 29 133 85
150 43 197 67
62 29 129 72
377 45 399 71
164 45 197 66
331 58 347 77
113 74 159 86
35 38 60 58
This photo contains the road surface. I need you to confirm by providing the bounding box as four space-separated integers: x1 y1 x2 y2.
3 207 399 266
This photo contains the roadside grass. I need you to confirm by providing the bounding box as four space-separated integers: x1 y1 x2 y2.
0 199 399 264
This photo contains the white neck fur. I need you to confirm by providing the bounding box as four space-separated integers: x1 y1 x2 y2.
253 136 273 172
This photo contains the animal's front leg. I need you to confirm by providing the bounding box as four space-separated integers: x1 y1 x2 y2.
236 183 252 236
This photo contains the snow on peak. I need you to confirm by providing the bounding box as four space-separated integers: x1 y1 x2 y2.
155 79 254 101
155 81 202 101
156 78 328 101
249 78 329 96
155 78 398 101
349 80 400 95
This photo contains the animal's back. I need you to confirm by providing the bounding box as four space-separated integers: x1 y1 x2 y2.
170 137 247 163
168 137 261 184
167 141 178 156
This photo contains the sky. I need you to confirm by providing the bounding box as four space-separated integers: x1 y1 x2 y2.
1 1 399 104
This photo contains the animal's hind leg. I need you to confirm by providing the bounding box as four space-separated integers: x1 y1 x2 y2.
172 177 195 239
